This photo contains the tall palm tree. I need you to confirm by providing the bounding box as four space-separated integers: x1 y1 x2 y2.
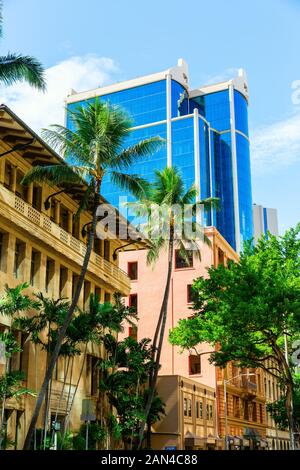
127 167 218 448
21 98 163 449
0 2 45 90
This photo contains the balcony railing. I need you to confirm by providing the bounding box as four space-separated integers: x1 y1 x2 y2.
0 185 130 294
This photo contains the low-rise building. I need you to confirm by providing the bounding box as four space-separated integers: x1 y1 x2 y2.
0 105 137 449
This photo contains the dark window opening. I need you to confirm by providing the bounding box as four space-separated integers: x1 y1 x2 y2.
175 250 193 269
128 262 138 280
189 354 201 375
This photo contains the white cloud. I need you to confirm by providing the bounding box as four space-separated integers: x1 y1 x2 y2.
251 110 300 174
202 67 239 85
0 54 118 133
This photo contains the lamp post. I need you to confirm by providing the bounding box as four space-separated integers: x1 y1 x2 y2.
224 372 256 450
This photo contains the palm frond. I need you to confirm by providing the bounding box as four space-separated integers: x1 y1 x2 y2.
0 53 45 90
21 164 84 186
110 171 150 198
110 136 165 170
75 181 95 218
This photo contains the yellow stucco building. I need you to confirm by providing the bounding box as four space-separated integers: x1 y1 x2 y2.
0 105 135 449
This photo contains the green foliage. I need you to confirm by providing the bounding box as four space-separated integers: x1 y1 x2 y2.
0 2 45 90
100 335 165 448
0 331 22 357
0 283 40 317
22 98 163 208
170 224 300 371
267 375 300 430
127 166 218 265
0 370 36 401
73 423 106 450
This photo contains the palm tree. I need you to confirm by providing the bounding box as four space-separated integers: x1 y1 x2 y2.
0 2 45 90
127 166 218 448
21 98 163 449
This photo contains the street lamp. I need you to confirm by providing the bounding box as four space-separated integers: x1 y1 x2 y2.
0 138 35 158
224 372 256 450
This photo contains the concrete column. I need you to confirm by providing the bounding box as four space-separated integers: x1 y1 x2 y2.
39 252 47 292
67 211 73 234
54 200 60 225
11 165 17 193
52 260 60 299
23 244 32 283
27 183 33 205
6 232 16 277
0 158 5 184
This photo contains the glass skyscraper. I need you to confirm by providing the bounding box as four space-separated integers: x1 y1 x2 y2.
65 59 253 252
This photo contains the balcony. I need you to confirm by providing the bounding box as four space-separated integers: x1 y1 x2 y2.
0 184 130 295
240 378 257 400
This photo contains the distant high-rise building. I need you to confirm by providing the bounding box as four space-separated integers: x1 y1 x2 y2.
65 59 253 252
253 204 279 243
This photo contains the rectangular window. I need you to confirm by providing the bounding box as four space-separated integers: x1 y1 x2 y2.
183 398 187 417
50 200 56 222
259 404 263 423
60 205 69 231
30 249 40 287
218 248 225 266
59 266 68 297
128 325 138 341
14 240 25 279
252 402 257 422
94 287 101 301
175 250 193 269
72 214 80 238
209 404 213 420
87 355 99 396
187 284 193 303
32 185 42 211
233 396 240 418
195 401 199 419
104 292 111 303
83 281 91 309
189 354 201 375
129 293 138 313
4 162 13 190
94 238 102 256
45 258 54 293
128 262 138 280
72 273 79 299
188 399 192 417
15 170 27 201
199 401 203 419
104 240 110 261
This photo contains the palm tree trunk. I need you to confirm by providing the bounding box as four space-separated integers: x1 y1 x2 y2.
61 344 88 448
23 184 100 450
137 233 174 449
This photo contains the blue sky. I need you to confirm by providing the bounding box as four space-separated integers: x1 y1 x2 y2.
1 0 299 233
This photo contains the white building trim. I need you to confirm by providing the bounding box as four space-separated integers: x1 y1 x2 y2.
229 82 241 253
193 108 201 203
166 73 172 167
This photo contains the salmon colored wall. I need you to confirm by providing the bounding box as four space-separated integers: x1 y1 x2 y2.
119 228 237 389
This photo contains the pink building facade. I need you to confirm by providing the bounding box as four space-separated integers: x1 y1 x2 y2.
119 227 238 389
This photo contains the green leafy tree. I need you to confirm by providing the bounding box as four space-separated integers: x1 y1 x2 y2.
0 1 45 90
100 336 165 449
169 225 300 448
21 99 163 449
128 166 217 448
0 283 39 449
267 374 300 430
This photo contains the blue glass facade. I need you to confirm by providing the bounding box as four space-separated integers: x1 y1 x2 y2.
66 73 253 252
